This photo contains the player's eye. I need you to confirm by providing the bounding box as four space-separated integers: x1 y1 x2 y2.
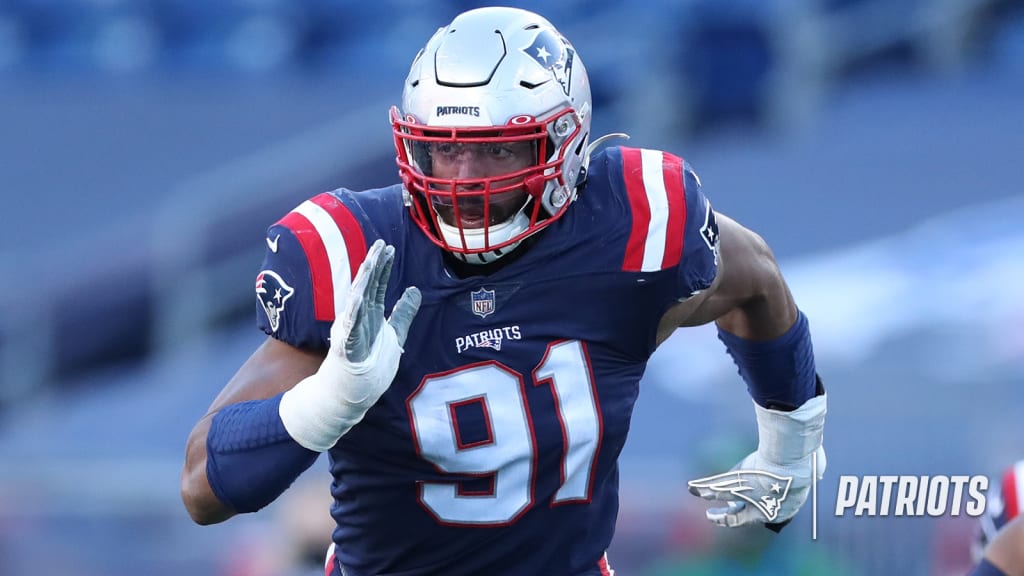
486 144 514 158
433 142 464 157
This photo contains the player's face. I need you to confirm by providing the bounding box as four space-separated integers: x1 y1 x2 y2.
427 140 535 229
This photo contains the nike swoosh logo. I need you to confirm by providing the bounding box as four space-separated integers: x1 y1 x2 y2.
266 234 281 253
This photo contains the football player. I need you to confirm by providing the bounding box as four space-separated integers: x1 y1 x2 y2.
181 7 827 575
971 461 1024 576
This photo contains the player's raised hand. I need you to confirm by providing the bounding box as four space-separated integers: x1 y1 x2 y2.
688 394 826 531
333 239 422 364
281 239 421 452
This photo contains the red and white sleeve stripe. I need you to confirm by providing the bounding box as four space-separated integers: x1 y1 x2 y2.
323 542 337 576
1003 461 1024 520
621 147 687 273
277 192 368 322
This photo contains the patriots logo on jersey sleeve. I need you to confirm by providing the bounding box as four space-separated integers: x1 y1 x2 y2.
700 202 719 250
700 201 721 266
256 270 295 333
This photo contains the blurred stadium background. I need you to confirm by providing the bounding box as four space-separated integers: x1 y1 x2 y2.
1 0 1023 574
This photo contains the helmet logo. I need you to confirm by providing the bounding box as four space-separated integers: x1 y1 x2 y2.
523 29 575 97
509 115 535 125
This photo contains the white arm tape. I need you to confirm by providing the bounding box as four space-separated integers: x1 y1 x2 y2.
753 392 827 466
279 325 402 452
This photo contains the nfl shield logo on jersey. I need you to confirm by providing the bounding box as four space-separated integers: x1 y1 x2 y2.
470 287 496 318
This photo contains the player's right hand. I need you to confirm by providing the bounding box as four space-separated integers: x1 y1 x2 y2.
280 239 421 452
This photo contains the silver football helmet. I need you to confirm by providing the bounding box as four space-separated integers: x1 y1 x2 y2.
392 7 592 263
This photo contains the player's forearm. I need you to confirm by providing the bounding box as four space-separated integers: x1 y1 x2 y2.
181 415 236 525
180 338 331 524
715 236 817 411
182 394 322 525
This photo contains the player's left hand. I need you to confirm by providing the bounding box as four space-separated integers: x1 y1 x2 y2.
688 393 826 530
280 239 421 452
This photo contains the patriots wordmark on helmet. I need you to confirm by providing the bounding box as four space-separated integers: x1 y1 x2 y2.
436 106 481 117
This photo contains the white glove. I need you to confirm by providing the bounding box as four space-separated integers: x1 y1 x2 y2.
280 239 422 452
688 393 826 529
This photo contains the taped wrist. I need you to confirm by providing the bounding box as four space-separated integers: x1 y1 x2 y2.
753 392 826 466
718 310 817 411
206 393 319 513
280 325 402 452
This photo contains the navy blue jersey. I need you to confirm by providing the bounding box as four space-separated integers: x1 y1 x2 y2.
255 147 719 576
